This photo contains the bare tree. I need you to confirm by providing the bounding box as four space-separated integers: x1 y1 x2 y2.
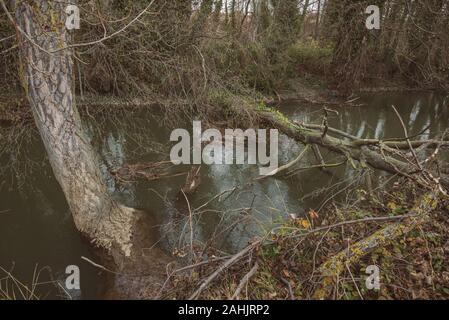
10 0 136 257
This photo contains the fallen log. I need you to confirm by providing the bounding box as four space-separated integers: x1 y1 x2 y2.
311 192 440 299
255 108 449 190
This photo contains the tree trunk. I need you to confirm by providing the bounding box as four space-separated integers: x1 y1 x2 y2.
256 107 449 190
14 0 134 256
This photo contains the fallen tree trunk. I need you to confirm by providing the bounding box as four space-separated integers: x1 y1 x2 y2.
255 108 449 190
312 192 440 299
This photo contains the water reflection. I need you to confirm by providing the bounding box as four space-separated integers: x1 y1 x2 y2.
281 91 448 142
0 91 447 298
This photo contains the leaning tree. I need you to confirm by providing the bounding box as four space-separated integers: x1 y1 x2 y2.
5 0 136 257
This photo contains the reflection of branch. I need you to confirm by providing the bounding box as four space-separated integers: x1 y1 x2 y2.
194 187 237 213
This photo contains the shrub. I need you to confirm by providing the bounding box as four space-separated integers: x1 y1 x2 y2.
286 41 333 74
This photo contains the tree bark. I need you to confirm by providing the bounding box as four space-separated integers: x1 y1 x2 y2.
14 0 135 256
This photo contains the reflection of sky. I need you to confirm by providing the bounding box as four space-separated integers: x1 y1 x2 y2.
193 132 305 251
93 91 449 253
204 161 302 250
408 99 421 128
356 121 366 138
72 92 449 254
374 110 386 140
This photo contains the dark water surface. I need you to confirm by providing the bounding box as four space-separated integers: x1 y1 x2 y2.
0 91 447 299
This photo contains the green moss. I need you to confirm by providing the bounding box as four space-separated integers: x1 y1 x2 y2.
207 89 233 110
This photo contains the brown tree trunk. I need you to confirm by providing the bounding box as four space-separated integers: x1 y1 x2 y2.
14 0 134 256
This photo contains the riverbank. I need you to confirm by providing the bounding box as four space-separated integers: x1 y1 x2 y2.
1 80 448 300
1 75 439 127
161 184 449 300
95 89 448 300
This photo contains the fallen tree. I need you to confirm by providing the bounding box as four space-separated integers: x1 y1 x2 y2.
312 191 441 299
252 105 448 298
254 106 449 191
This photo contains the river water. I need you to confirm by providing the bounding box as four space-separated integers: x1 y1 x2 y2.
0 91 447 299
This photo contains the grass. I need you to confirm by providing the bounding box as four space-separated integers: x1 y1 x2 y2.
0 265 72 300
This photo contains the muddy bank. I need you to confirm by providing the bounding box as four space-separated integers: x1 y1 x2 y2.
267 77 445 108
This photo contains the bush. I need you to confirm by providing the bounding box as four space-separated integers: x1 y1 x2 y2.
286 41 333 74
201 38 334 94
202 38 280 93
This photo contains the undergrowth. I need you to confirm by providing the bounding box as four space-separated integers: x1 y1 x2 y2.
164 181 449 300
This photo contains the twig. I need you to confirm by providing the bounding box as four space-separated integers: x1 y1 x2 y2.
391 105 423 172
181 190 195 260
81 256 120 275
156 255 233 299
0 265 40 300
257 145 311 179
280 277 295 300
0 0 52 55
189 241 259 300
345 263 364 300
1 0 156 54
231 263 259 300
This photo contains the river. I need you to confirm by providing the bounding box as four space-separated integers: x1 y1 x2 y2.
0 91 447 299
